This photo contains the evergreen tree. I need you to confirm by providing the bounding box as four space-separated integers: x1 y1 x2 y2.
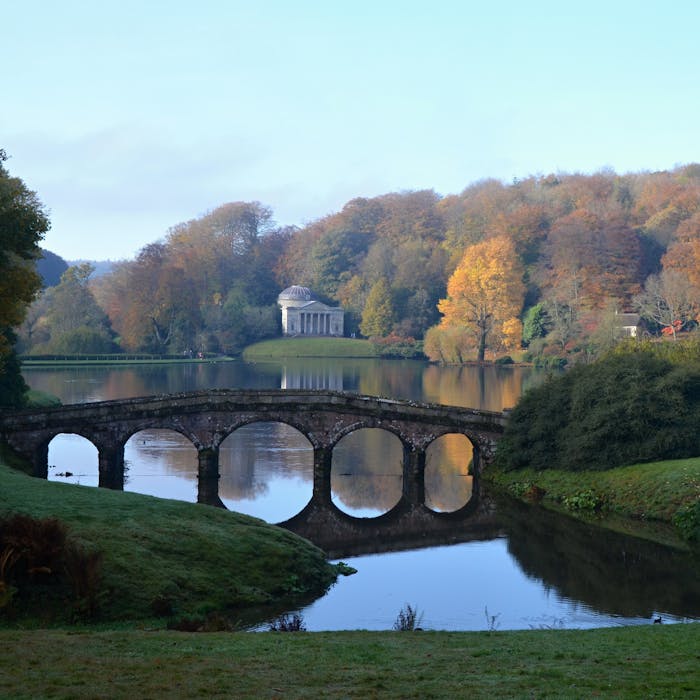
360 278 394 337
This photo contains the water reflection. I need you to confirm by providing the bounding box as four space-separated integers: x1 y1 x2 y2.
124 430 198 503
23 358 543 409
281 360 344 390
296 490 700 631
425 434 473 513
218 423 313 521
30 361 700 631
331 428 403 517
500 494 700 620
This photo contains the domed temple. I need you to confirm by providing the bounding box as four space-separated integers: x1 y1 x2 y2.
277 285 344 337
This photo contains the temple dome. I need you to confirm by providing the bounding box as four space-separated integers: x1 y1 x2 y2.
278 285 315 303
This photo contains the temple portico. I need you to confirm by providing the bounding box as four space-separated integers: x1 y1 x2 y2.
278 285 344 337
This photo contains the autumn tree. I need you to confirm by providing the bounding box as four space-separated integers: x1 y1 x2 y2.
360 278 395 338
0 150 50 405
435 236 525 362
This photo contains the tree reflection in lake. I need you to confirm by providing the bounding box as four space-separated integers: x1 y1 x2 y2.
425 434 473 512
499 493 700 620
218 422 313 521
331 428 403 517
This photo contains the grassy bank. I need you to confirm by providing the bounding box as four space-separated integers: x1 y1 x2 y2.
20 355 235 367
484 458 700 548
0 463 340 626
243 337 379 359
1 625 698 698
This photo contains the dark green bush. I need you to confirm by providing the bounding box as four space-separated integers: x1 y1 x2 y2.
497 340 700 471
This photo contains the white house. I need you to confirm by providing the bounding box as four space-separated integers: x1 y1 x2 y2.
277 285 344 337
615 311 642 337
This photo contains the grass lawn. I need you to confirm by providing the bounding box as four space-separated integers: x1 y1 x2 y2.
2 460 699 697
243 337 379 359
0 625 698 698
0 462 339 626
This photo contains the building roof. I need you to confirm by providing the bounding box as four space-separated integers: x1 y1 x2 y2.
615 312 641 326
278 285 315 302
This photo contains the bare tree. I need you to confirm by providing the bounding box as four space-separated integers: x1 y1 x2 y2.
634 270 696 340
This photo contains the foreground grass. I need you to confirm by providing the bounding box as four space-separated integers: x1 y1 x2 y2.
484 458 700 547
243 337 379 359
1 625 698 698
0 463 338 625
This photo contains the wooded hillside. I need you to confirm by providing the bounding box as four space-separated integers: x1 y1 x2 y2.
20 165 700 362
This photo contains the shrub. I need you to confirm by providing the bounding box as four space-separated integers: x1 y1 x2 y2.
269 612 306 632
393 603 424 631
673 501 700 543
497 341 700 471
561 489 606 514
0 513 103 618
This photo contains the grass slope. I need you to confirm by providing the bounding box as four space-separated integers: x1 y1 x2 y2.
0 463 338 625
1 625 698 698
484 458 700 547
243 337 378 359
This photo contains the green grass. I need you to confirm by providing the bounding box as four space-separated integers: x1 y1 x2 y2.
0 463 339 625
20 357 235 367
243 337 379 359
484 458 700 547
24 389 61 407
2 455 699 697
0 625 698 698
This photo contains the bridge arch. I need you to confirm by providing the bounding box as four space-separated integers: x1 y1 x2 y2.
0 389 505 521
48 432 99 487
218 421 314 521
331 427 404 518
424 432 474 513
124 429 199 502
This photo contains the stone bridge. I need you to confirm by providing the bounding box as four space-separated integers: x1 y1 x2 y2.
0 389 507 550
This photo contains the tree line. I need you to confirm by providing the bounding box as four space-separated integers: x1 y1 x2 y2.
7 160 700 398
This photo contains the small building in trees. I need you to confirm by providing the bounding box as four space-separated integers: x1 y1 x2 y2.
614 311 642 338
278 285 344 337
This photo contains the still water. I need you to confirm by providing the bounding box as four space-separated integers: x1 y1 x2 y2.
24 359 700 630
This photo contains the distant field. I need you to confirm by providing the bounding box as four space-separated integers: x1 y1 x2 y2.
243 337 379 359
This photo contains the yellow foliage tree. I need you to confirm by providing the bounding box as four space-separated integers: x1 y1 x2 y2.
436 235 525 361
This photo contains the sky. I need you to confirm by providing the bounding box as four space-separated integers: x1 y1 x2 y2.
3 1 700 261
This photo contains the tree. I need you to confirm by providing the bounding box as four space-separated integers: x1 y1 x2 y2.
37 264 116 353
522 303 548 346
634 270 696 339
0 150 50 405
436 236 525 362
360 279 394 338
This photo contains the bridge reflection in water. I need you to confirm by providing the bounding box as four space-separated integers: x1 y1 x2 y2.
1 389 506 552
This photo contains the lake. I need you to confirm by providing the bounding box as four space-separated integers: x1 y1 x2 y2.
23 358 700 630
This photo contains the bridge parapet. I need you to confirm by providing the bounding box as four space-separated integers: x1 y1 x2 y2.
0 389 506 512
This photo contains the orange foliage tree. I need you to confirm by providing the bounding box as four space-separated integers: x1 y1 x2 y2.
434 235 525 362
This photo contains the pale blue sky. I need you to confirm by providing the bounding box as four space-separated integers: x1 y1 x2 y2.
3 1 699 260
